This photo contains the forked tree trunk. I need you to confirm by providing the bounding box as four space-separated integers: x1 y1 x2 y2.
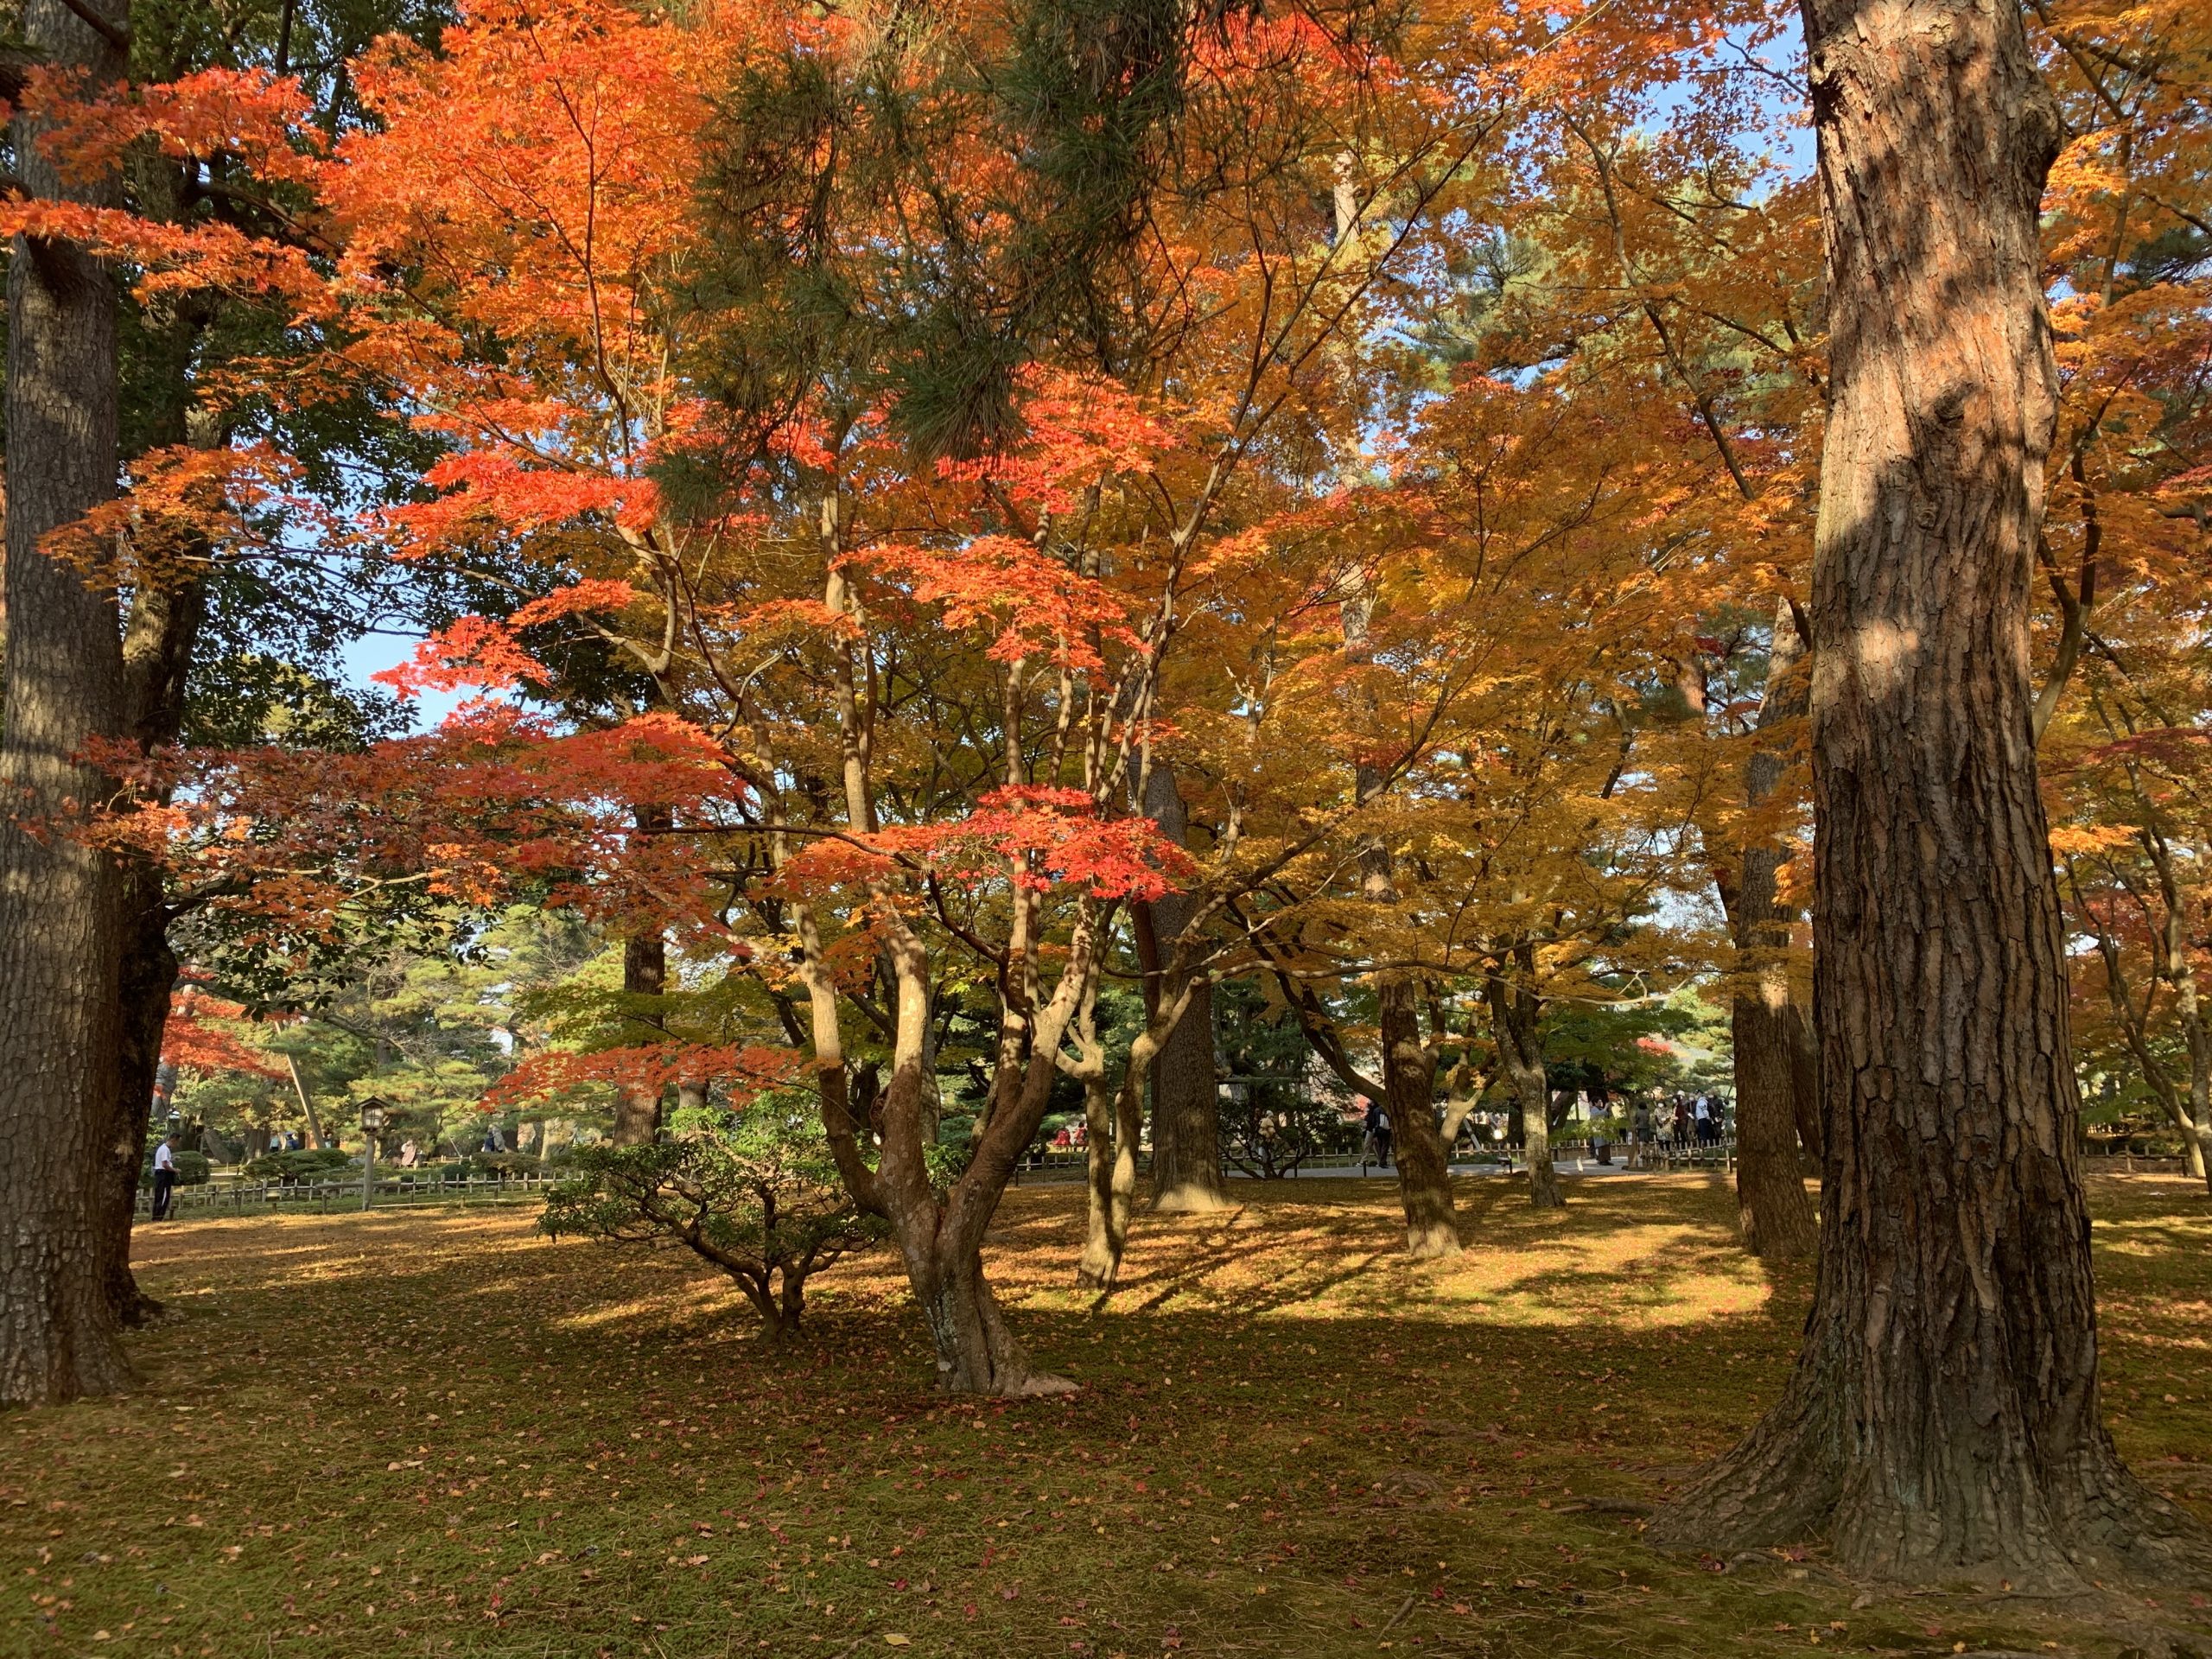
1729 600 1818 1259
1379 978 1458 1257
1077 1063 1139 1290
0 0 135 1407
612 929 666 1145
1077 976 1195 1290
1652 0 2198 1583
1487 963 1560 1209
1141 769 1229 1213
805 887 1089 1395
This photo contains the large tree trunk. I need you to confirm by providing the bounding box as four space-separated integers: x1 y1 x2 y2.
1140 770 1228 1213
1652 0 2197 1584
1487 960 1561 1209
1728 599 1819 1259
1379 978 1458 1256
611 929 666 1145
0 0 136 1407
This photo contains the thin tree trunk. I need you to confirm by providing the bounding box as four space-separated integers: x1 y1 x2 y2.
1075 1063 1135 1290
1654 0 2196 1582
283 1052 327 1148
1141 768 1228 1213
105 881 175 1326
1341 575 1458 1253
1078 975 1194 1290
102 456 212 1326
1729 598 1818 1259
0 0 135 1406
1488 960 1561 1209
612 929 666 1145
1784 1001 1821 1164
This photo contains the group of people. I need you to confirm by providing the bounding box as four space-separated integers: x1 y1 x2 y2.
1351 1090 1726 1175
1624 1092 1725 1163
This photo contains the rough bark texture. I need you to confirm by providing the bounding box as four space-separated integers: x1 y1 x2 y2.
1379 978 1458 1256
1488 963 1561 1209
611 930 667 1146
1729 600 1819 1260
1141 769 1227 1213
0 0 136 1406
1652 0 2200 1585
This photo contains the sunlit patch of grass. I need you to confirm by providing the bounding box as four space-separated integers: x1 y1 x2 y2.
0 1173 2202 1657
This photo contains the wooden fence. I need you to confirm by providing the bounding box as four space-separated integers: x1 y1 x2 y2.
139 1171 560 1219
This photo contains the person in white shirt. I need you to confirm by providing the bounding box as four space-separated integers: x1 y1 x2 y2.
151 1133 180 1220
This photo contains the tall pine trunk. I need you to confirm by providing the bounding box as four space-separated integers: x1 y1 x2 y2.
1728 599 1818 1259
1651 0 2196 1582
0 0 134 1406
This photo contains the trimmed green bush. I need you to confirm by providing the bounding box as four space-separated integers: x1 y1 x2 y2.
541 1100 881 1341
140 1148 211 1189
242 1147 358 1182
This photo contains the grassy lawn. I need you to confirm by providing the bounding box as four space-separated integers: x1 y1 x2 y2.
4 1173 2208 1658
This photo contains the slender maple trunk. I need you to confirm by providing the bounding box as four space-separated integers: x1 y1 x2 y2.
2142 830 2212 1192
1654 0 2197 1582
1079 976 1195 1290
1729 600 1818 1259
1338 552 1457 1252
105 881 175 1325
284 1053 327 1149
1784 1001 1821 1163
1488 962 1560 1209
103 487 211 1325
1076 1064 1135 1290
2069 856 2212 1193
1140 769 1228 1214
612 928 667 1145
0 0 135 1406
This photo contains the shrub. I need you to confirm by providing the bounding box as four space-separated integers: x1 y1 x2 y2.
540 1101 883 1341
243 1147 358 1182
139 1149 211 1189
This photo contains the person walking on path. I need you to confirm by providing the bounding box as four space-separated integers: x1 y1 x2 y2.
151 1131 180 1221
1361 1097 1393 1171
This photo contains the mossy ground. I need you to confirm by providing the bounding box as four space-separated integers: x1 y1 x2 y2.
4 1172 2208 1658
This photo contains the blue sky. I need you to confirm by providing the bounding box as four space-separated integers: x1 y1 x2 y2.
340 627 470 733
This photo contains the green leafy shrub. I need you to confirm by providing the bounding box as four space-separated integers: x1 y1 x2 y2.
139 1149 211 1189
243 1147 357 1183
540 1100 883 1341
